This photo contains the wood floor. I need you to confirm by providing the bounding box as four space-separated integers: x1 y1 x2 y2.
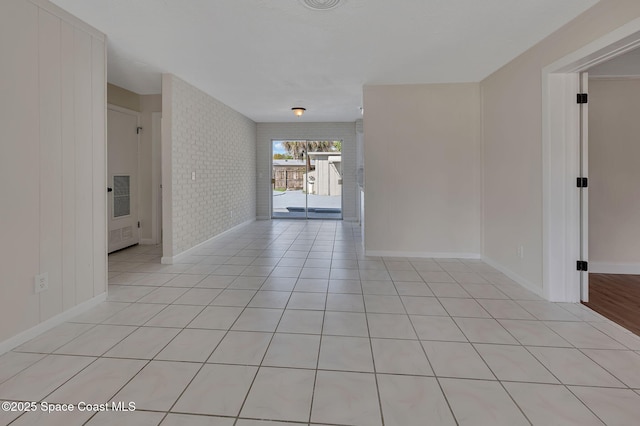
583 274 640 336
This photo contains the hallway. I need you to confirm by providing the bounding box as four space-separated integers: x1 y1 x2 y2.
1 220 640 425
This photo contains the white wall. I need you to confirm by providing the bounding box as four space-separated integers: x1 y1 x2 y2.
162 74 256 260
0 0 106 345
139 94 162 243
588 79 640 273
256 122 358 220
362 83 482 257
481 0 640 293
107 83 140 111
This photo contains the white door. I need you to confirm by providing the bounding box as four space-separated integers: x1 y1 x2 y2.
108 106 140 253
579 72 589 301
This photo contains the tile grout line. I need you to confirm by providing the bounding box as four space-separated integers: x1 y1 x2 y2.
307 230 331 425
398 275 460 426
454 287 536 425
361 268 386 426
154 232 292 425
85 248 246 425
7 222 640 424
232 240 301 425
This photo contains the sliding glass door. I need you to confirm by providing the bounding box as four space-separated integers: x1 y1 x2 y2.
272 140 342 219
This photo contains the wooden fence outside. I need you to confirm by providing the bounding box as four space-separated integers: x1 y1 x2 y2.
273 166 306 190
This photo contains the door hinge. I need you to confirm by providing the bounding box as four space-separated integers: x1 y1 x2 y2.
576 177 588 188
576 260 588 271
137 221 141 229
577 93 588 104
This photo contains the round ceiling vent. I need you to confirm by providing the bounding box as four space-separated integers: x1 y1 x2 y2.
300 0 343 11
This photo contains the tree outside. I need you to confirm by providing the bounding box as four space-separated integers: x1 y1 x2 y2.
273 153 293 160
278 140 341 160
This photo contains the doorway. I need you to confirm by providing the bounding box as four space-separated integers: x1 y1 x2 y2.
542 22 640 303
271 140 343 219
581 59 640 335
107 105 140 252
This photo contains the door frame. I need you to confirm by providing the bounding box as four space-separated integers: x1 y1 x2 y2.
579 72 589 302
107 104 141 252
270 139 344 220
542 17 640 302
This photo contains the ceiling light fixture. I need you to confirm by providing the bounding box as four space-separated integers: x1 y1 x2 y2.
300 0 343 11
292 107 306 117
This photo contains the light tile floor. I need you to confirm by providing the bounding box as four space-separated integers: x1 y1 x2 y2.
2 220 640 425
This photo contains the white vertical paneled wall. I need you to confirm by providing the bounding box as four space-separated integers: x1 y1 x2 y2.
255 122 358 220
0 0 40 343
91 36 106 297
38 9 63 321
0 0 106 346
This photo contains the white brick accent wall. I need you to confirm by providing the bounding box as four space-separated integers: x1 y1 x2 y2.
256 122 358 220
163 75 256 258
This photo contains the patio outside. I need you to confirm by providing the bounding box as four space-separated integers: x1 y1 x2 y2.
272 189 342 219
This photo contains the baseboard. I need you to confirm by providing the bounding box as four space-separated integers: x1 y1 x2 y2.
140 238 158 245
481 256 545 298
365 250 481 259
161 218 255 264
0 293 107 355
589 262 640 275
256 216 271 220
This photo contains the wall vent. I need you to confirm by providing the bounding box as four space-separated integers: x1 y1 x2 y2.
122 226 133 240
110 229 121 244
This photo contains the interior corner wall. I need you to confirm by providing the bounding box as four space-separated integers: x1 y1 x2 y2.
162 74 256 260
362 83 481 257
481 0 640 292
588 79 640 272
0 0 106 344
139 94 162 242
255 122 357 220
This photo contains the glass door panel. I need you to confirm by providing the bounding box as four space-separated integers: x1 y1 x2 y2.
272 140 343 219
272 140 307 218
306 141 343 219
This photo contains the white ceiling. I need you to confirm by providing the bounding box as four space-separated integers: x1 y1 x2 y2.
51 0 599 122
